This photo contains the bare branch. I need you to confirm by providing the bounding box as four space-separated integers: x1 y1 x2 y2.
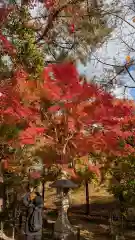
35 0 84 43
125 65 135 84
120 37 135 52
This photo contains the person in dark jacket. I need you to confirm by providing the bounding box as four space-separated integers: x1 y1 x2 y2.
22 190 43 240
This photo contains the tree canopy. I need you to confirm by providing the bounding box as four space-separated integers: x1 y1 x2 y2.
0 0 135 187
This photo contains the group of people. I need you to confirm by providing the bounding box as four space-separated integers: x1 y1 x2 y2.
20 187 44 240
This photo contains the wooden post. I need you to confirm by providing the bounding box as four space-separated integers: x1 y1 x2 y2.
42 180 45 202
28 168 31 191
42 166 45 203
76 227 80 240
85 180 89 215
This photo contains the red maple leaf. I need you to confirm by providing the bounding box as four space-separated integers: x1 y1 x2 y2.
0 5 13 23
62 167 80 180
67 117 76 131
43 63 82 100
0 32 16 55
20 138 35 145
88 164 101 178
30 171 41 179
48 105 60 113
19 127 45 145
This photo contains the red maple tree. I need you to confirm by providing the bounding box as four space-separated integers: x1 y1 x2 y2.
0 59 135 177
0 23 135 178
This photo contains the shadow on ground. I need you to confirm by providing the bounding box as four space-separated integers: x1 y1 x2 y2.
70 199 119 215
46 198 135 239
1 198 135 240
69 200 135 240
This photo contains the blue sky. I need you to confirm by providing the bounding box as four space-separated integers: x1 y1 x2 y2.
78 0 135 100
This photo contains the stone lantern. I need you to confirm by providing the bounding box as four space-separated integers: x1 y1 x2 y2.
50 177 78 240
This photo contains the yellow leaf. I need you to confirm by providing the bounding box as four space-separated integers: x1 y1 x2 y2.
126 55 130 63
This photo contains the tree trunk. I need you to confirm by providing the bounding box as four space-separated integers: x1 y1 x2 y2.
85 180 89 215
3 183 6 209
42 181 45 204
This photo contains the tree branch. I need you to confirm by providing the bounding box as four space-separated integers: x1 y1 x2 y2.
63 133 74 155
35 0 83 43
125 65 135 84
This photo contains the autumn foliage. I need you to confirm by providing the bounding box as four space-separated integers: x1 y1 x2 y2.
0 55 135 176
0 3 135 180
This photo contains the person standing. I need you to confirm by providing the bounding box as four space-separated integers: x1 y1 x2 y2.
22 188 43 240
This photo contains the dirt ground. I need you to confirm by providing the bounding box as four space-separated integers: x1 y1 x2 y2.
1 183 135 240
43 182 135 240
